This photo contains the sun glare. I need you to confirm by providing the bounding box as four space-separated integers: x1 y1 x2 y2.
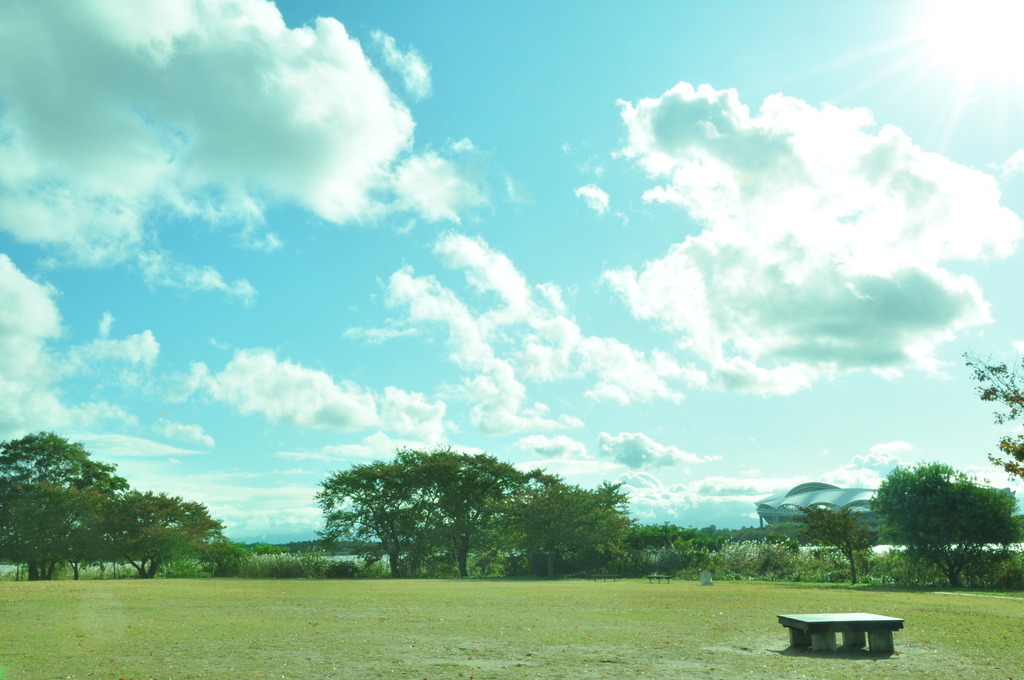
919 0 1024 86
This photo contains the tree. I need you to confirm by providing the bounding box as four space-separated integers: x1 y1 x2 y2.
0 432 128 579
199 536 248 577
317 460 420 577
872 462 1021 587
797 506 875 584
622 523 726 577
966 354 1024 480
511 474 632 578
400 447 527 578
319 447 532 578
102 490 224 578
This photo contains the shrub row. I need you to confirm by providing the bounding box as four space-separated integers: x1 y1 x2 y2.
4 541 1022 587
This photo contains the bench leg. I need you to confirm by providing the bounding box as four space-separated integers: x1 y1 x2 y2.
868 630 894 653
811 631 837 652
787 627 812 648
841 630 867 649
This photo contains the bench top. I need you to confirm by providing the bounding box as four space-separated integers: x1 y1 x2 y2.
778 613 904 633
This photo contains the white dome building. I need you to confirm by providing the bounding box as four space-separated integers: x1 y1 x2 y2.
755 482 876 526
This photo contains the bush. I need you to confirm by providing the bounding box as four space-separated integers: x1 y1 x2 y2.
161 558 211 579
709 541 802 581
987 550 1024 590
235 551 336 578
862 549 946 587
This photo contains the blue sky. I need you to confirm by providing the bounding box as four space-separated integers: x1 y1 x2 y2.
2 0 1023 542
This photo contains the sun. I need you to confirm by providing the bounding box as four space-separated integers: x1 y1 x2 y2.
917 0 1024 87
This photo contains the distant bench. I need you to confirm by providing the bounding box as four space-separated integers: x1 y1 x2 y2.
645 574 673 583
778 613 904 653
589 573 620 582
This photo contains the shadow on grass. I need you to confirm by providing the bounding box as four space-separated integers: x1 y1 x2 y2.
760 581 943 595
771 646 896 660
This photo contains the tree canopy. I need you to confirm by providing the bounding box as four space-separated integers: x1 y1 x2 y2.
966 353 1024 480
872 461 1021 587
102 490 225 578
510 474 632 577
317 446 632 578
398 447 527 578
1 432 224 580
317 459 420 577
0 432 129 580
797 506 875 584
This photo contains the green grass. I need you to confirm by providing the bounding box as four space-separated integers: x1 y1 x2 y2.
1 578 1022 679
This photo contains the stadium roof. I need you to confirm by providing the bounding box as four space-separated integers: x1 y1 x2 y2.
755 482 876 525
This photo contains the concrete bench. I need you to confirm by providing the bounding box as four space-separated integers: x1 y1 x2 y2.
645 574 673 583
777 613 904 653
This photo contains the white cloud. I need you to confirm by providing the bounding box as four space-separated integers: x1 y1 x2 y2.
818 445 907 488
137 251 257 305
578 338 686 403
379 386 447 443
867 440 914 459
198 349 378 431
607 82 1022 395
431 232 689 407
211 485 323 541
504 174 532 204
107 458 323 540
0 255 66 436
818 466 887 489
457 360 584 435
994 149 1024 178
620 470 812 524
0 0 482 274
278 432 435 463
278 432 490 465
514 457 622 478
597 431 715 468
386 247 580 435
343 325 422 344
72 432 206 458
387 265 495 369
509 434 622 478
383 232 691 433
514 434 589 460
618 472 709 520
574 184 610 216
67 329 160 371
187 349 448 439
1012 340 1024 354
371 30 431 100
393 150 489 224
154 419 215 448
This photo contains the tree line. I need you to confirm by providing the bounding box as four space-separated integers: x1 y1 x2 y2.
0 432 223 580
316 446 632 578
3 434 1022 586
3 347 1023 585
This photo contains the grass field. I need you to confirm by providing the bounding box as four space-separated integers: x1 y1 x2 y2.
1 579 1022 680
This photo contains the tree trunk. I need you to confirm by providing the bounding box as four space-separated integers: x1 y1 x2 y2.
388 550 401 578
547 551 555 579
456 549 469 578
844 549 857 585
26 561 58 580
72 561 81 580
